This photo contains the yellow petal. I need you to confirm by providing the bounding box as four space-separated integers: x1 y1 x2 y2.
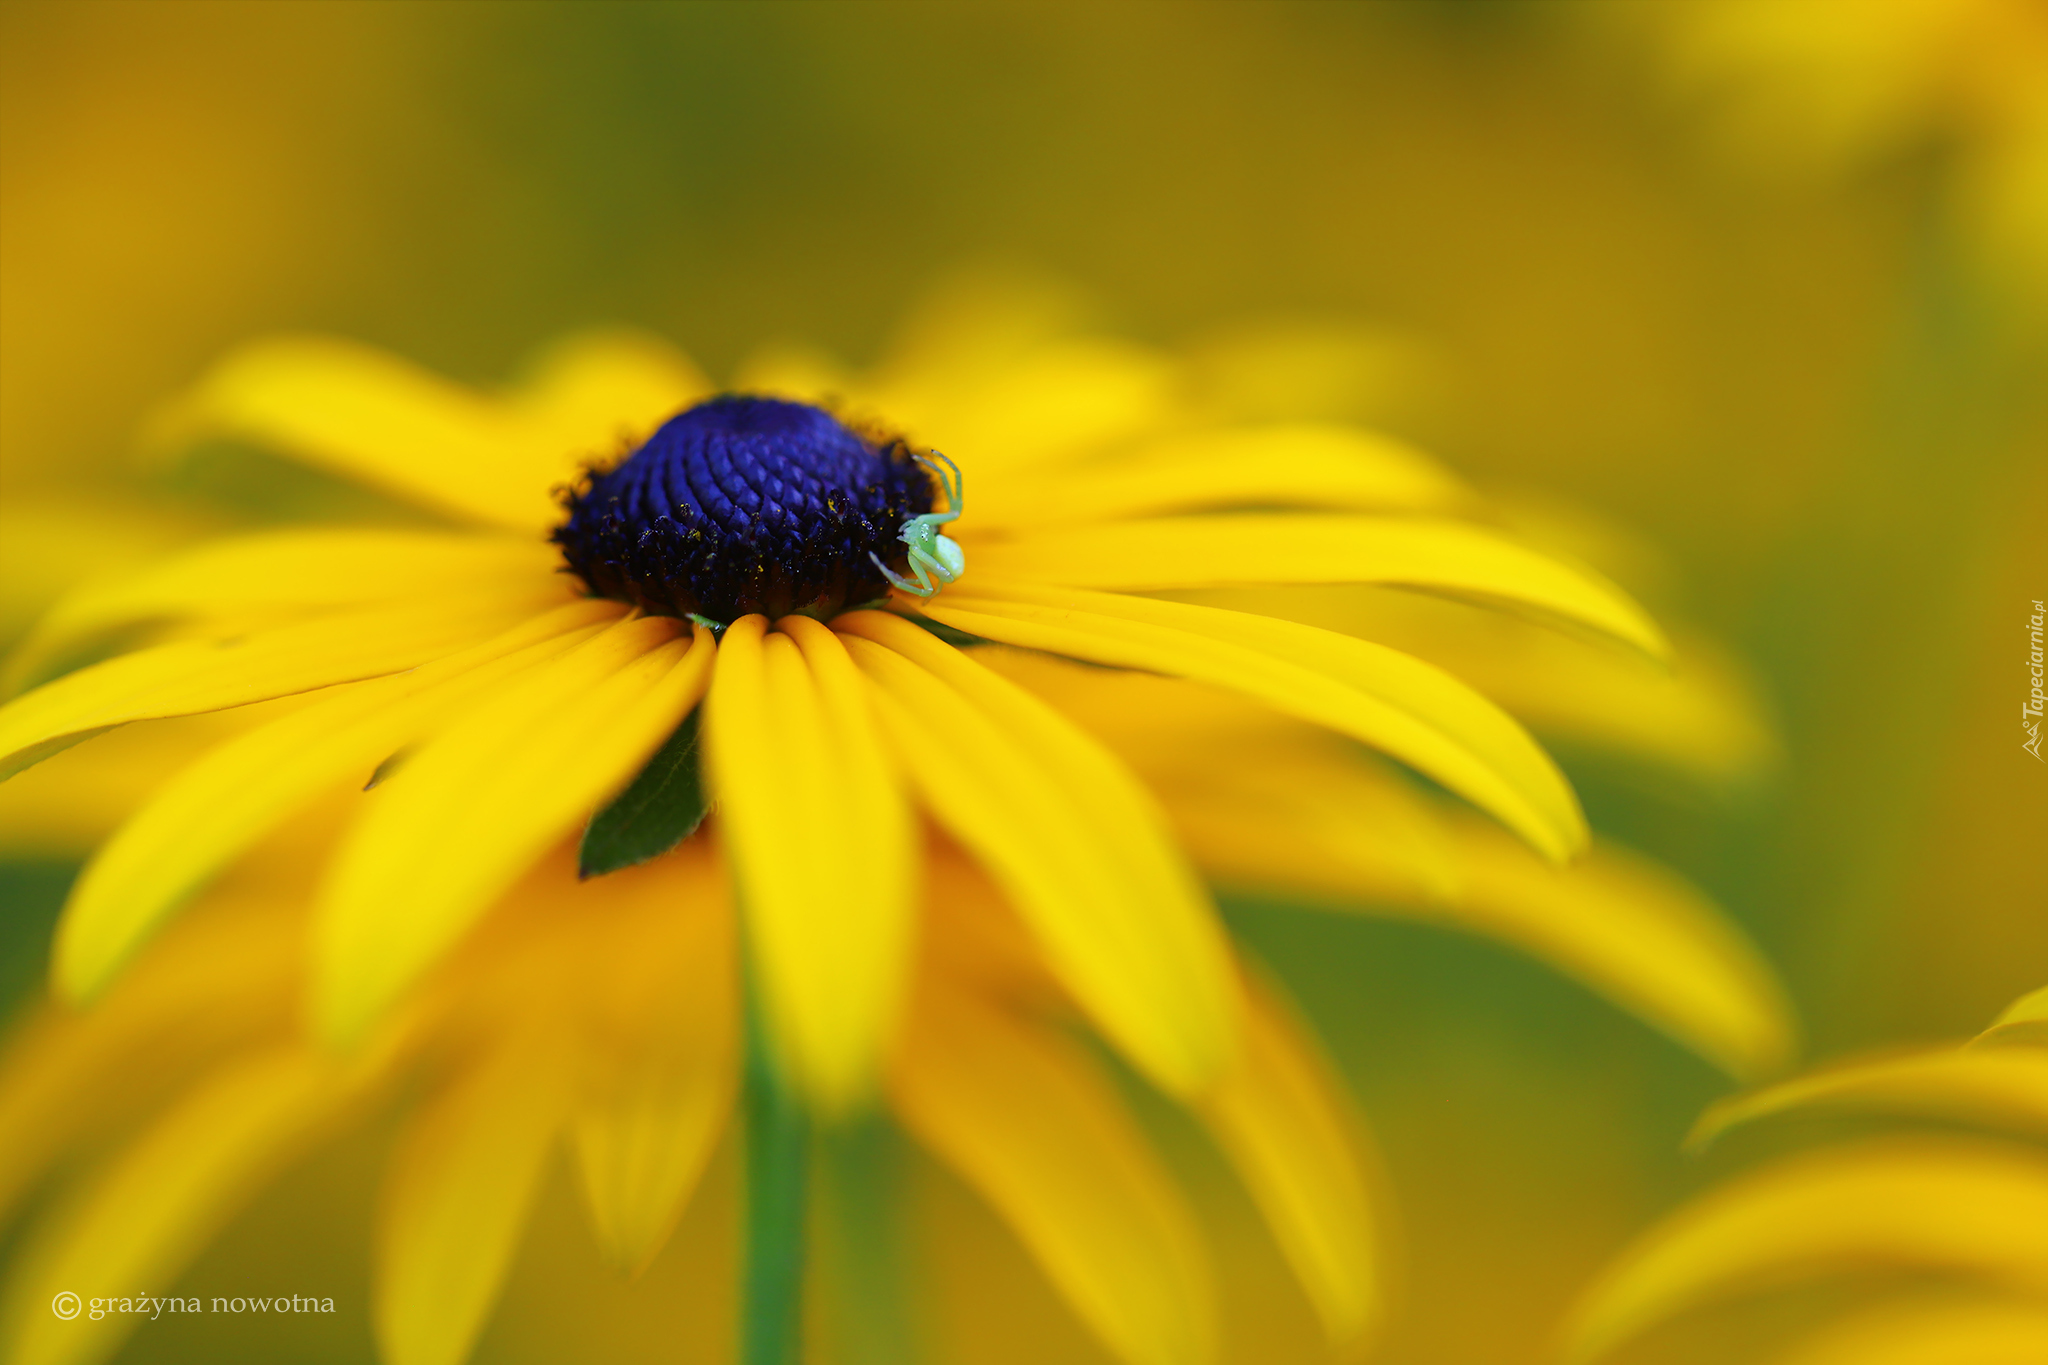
1431 819 1794 1081
1403 619 1774 792
702 614 916 1113
1691 1048 2048 1150
1204 775 1792 1079
1559 1137 2048 1364
5 529 559 694
785 616 919 1105
0 714 254 858
146 335 644 529
890 978 1214 1365
145 330 706 536
974 423 1467 530
960 514 1670 659
877 335 1179 475
976 651 1790 1081
1187 586 1775 790
55 600 625 1003
969 643 1298 768
835 610 1238 1097
928 581 1586 861
1195 967 1388 1349
376 1032 573 1365
1980 983 2048 1046
570 852 738 1274
509 327 710 454
708 613 917 1113
2 1048 349 1365
0 493 206 652
0 585 571 781
1152 742 1462 908
0 897 298 1226
312 616 713 1044
1770 1297 2048 1365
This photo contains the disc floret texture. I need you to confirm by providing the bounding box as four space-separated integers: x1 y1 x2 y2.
553 396 935 622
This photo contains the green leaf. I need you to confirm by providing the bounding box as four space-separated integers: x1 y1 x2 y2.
903 612 988 649
577 709 709 878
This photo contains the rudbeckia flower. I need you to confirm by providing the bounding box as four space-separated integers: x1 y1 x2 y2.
1562 979 2048 1365
0 295 1792 1365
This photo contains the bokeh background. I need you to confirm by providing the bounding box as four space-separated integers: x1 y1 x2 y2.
2 2 2042 1362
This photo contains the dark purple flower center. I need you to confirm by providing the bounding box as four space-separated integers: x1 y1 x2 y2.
552 396 934 622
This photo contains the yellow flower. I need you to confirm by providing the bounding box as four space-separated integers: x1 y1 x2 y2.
0 316 1673 1102
1562 980 2048 1365
0 293 1792 1365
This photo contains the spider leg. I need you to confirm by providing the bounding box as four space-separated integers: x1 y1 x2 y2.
918 450 964 513
870 550 936 597
909 541 961 587
904 546 947 592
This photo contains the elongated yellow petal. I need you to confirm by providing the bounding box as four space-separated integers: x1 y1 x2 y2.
0 586 570 781
1691 1048 2048 1150
1981 983 2048 1045
147 332 704 533
1559 1138 2048 1364
0 898 298 1226
787 616 917 1106
1190 762 1790 1079
703 615 916 1112
147 336 554 527
960 515 1669 659
974 423 1466 530
376 1032 574 1365
876 335 1178 475
891 979 1214 1365
509 327 710 452
970 644 1299 768
0 494 203 650
570 860 738 1274
1186 586 1775 790
983 646 1789 1080
1155 743 1461 907
835 610 1237 1097
927 581 1586 861
5 529 559 694
1442 623 1776 793
55 600 625 1003
2 1048 349 1365
1771 1298 2048 1365
1195 967 1387 1349
1434 819 1793 1081
313 616 713 1044
0 713 253 858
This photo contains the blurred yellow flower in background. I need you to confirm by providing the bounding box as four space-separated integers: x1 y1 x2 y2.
0 293 1792 1365
1564 977 2048 1365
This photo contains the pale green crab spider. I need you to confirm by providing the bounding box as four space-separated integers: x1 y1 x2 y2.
870 450 965 598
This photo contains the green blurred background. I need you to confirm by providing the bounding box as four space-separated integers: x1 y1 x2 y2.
2 2 2042 1362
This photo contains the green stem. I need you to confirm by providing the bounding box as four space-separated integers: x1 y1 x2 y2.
742 983 808 1365
821 1118 918 1365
